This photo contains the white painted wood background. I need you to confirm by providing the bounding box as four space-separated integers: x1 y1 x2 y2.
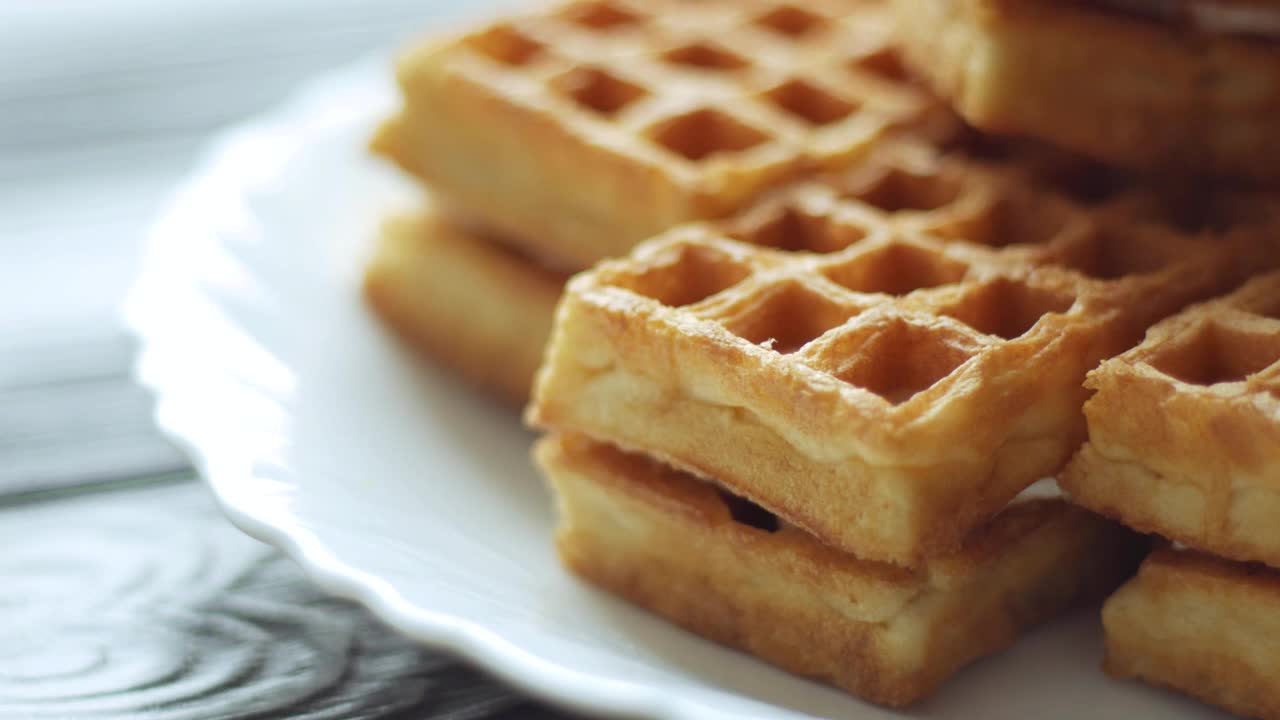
0 0 508 493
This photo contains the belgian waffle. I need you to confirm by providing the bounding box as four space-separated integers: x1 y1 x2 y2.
527 140 1270 567
540 433 1141 707
1103 547 1280 719
890 0 1280 182
363 208 564 404
1062 271 1280 568
373 0 957 269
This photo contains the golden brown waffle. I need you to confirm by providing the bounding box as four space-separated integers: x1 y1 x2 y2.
527 140 1269 567
1062 271 1280 568
890 0 1280 182
363 209 563 405
540 433 1141 707
1103 546 1280 719
373 0 957 269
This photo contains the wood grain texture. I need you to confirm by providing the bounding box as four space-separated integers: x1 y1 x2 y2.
0 481 569 719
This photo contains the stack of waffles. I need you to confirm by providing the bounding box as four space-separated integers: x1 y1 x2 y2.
368 0 1280 712
1060 272 1280 720
526 142 1274 706
889 2 1280 716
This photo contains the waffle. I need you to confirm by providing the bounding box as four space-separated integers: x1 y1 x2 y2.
527 140 1267 567
1104 546 1280 719
373 0 958 270
1061 271 1280 568
539 433 1141 707
363 209 564 404
890 0 1280 182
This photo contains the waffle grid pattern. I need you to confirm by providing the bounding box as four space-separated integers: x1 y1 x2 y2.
587 148 1254 413
375 0 961 268
454 0 946 171
1136 274 1280 396
530 140 1270 565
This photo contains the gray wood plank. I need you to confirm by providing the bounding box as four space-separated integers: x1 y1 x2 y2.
0 480 572 719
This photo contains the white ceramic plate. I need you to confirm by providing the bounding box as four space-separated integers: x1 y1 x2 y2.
124 57 1226 720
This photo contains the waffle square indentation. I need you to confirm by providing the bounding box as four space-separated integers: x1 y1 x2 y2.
730 204 866 254
1147 323 1280 387
941 278 1076 340
464 25 546 66
754 5 826 38
722 282 859 355
824 243 969 297
851 48 909 83
552 67 649 117
764 79 857 127
606 241 752 307
647 109 770 162
663 42 750 71
562 1 644 31
828 319 978 405
842 165 963 213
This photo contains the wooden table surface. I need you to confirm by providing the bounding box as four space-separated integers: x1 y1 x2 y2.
0 2 575 717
